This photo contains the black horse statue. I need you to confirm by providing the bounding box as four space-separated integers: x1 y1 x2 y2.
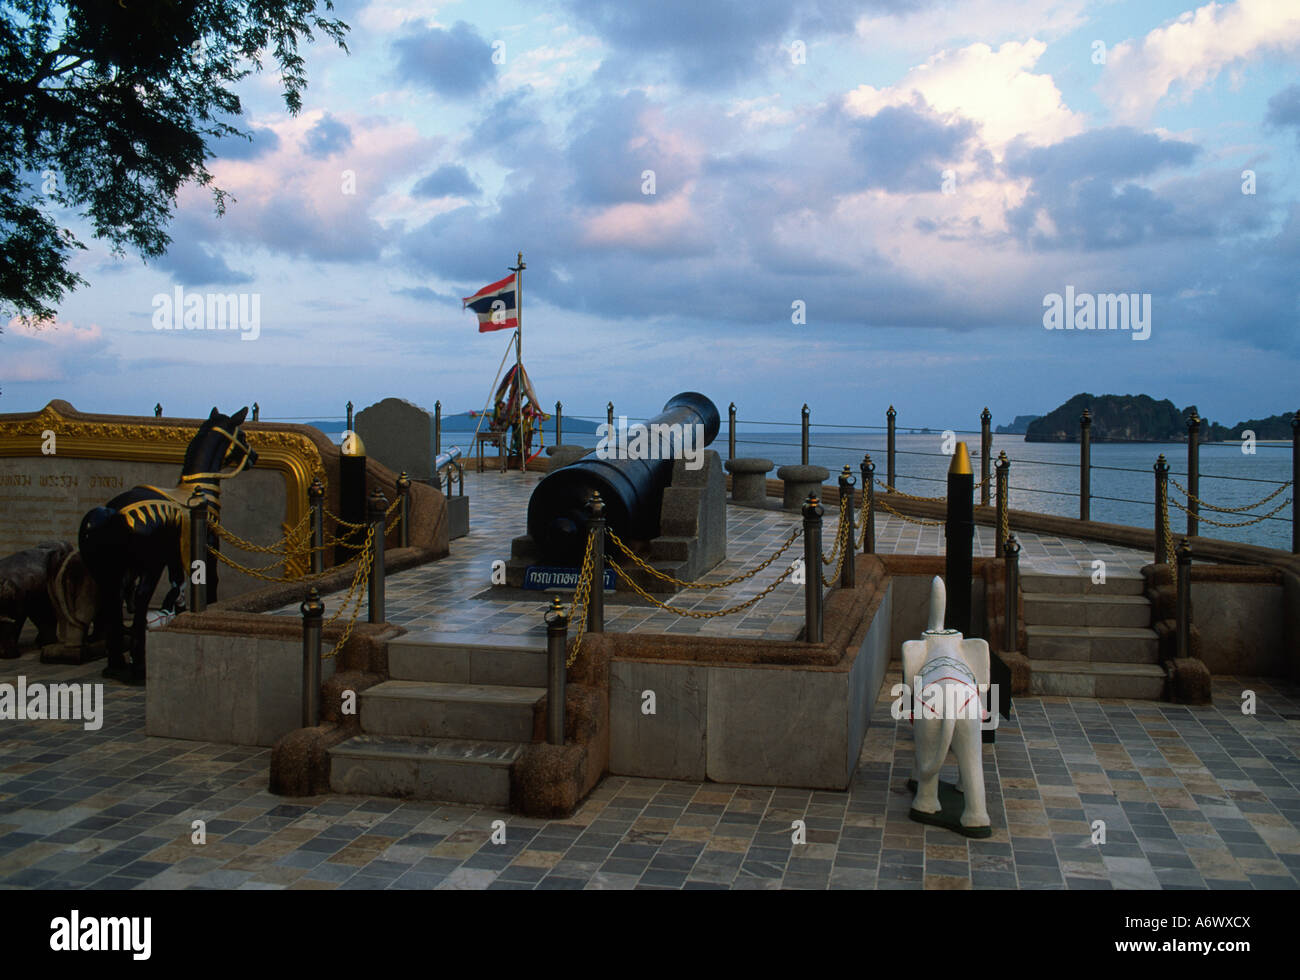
79 407 257 683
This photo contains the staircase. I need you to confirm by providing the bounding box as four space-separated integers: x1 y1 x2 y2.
328 632 547 806
1021 573 1166 700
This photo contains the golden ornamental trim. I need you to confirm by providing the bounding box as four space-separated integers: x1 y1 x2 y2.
0 402 327 552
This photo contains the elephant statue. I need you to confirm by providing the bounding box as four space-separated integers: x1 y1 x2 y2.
0 542 97 660
901 576 992 835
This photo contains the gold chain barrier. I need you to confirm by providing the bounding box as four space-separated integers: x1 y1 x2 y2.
322 525 374 659
566 527 599 667
605 524 802 590
1167 494 1291 529
210 496 404 583
875 493 945 527
607 556 800 621
854 487 871 550
1169 476 1292 517
1160 497 1177 592
821 495 850 566
821 496 853 584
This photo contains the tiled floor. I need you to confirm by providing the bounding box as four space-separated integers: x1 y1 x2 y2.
4 467 1293 891
275 468 1155 641
1 660 1296 890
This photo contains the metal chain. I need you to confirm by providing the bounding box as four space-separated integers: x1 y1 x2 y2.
998 478 1009 546
1161 496 1177 592
854 488 871 550
1167 494 1291 528
325 525 374 631
607 555 799 619
605 524 802 590
323 527 375 659
824 513 851 582
566 527 598 667
821 495 850 566
1169 476 1292 514
874 472 989 503
209 511 313 556
875 494 945 527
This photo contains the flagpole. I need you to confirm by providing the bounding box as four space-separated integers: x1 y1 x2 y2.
510 251 525 472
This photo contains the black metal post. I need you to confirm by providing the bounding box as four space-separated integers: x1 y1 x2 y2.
946 442 975 634
1186 412 1200 537
860 454 875 554
801 404 810 465
308 477 325 575
995 451 1009 559
886 405 896 492
728 402 736 462
367 488 386 624
346 400 353 433
301 587 323 728
607 401 614 436
1003 533 1020 653
802 493 824 642
252 402 259 422
1293 411 1299 554
980 408 992 507
1176 540 1191 659
1154 455 1170 565
838 466 856 588
556 401 563 445
188 496 208 614
434 401 441 456
545 597 567 746
396 471 411 549
1079 407 1092 522
586 491 605 634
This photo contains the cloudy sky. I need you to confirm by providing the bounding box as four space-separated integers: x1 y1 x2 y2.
5 0 1299 431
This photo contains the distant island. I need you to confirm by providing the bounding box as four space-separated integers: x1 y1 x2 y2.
299 410 601 437
1024 393 1295 443
995 414 1040 435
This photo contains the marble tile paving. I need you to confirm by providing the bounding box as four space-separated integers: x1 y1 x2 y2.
1 660 1296 891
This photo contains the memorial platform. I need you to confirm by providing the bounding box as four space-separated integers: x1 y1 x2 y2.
271 468 1154 640
1 467 1296 891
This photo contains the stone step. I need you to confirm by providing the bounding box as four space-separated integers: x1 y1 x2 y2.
1023 594 1151 629
388 631 547 687
329 734 522 805
1020 572 1145 596
360 680 543 742
1030 660 1166 700
1025 625 1159 664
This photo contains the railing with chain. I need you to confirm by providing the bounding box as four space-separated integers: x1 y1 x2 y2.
550 488 870 668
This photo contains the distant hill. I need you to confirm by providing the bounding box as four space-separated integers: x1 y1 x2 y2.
1026 393 1198 443
995 414 1040 435
1202 413 1295 442
1025 393 1292 443
439 411 601 434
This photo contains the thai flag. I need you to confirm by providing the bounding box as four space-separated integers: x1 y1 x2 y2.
462 273 518 332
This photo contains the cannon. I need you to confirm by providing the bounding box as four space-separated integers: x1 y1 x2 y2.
527 392 720 565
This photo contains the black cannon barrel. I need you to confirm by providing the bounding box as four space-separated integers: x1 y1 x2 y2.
528 392 719 565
